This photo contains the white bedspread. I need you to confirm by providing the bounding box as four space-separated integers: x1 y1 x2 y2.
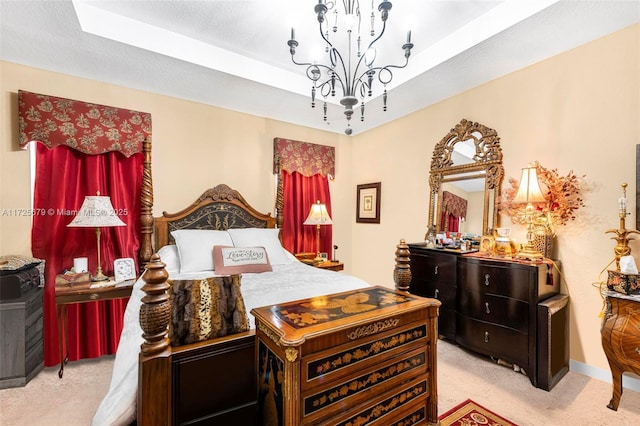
92 258 369 426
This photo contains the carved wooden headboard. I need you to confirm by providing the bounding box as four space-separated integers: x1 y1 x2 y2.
153 184 277 249
138 141 284 269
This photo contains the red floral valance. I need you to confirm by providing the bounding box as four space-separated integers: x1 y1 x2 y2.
18 90 151 157
273 137 335 177
442 191 467 218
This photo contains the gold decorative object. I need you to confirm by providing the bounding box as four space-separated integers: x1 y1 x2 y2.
499 162 585 260
605 183 640 271
513 165 546 260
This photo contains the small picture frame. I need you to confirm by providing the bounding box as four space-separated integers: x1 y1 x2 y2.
319 252 328 261
479 235 495 256
114 257 136 282
356 182 381 224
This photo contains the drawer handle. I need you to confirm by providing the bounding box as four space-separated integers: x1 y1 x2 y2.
434 289 439 299
484 274 490 286
484 331 489 343
434 265 438 275
485 302 490 314
636 347 640 355
89 293 99 300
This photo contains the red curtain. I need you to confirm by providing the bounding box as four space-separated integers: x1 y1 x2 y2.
32 144 143 366
281 171 333 258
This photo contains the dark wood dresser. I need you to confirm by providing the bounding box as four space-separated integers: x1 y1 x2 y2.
457 255 566 390
406 246 569 390
252 285 441 425
601 291 640 410
406 244 461 340
0 286 44 388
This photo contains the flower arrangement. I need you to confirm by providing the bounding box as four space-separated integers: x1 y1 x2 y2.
499 161 586 232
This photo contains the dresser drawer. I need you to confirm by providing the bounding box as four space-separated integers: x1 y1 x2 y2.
456 314 529 368
411 279 456 307
458 290 529 333
301 345 428 423
301 321 428 390
411 252 456 283
458 259 531 301
318 375 430 426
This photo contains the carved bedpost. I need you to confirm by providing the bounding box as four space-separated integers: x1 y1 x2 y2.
394 239 412 292
139 137 154 271
139 254 170 355
275 158 284 231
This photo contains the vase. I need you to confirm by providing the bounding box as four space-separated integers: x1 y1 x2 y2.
533 215 555 259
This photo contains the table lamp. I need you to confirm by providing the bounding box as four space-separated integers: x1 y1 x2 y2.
514 164 546 260
67 193 125 281
303 200 332 263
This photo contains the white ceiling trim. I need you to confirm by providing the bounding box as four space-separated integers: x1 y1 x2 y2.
72 0 311 97
396 0 560 85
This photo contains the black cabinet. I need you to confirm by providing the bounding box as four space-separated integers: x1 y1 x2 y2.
407 246 568 390
408 244 458 340
0 286 44 388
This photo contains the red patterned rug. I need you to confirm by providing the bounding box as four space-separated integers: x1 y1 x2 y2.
439 399 518 426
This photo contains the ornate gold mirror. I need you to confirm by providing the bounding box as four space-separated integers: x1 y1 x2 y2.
427 119 504 238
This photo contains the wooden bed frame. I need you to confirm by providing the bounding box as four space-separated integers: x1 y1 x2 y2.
133 139 284 425
133 142 436 425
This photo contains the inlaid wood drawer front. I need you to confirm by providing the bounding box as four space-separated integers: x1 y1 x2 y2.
458 290 529 334
320 376 429 426
301 346 427 423
457 314 528 368
302 322 428 389
458 260 531 301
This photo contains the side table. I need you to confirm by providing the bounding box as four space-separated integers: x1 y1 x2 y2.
601 291 640 410
55 279 134 378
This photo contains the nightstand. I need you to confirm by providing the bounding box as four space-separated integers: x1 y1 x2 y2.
55 278 134 378
313 261 344 272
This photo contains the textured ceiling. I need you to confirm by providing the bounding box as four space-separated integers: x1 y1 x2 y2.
1 0 639 136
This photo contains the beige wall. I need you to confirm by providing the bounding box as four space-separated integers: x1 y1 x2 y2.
350 23 639 372
1 23 638 375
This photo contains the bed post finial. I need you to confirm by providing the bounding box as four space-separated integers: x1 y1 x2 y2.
139 253 170 355
394 239 412 292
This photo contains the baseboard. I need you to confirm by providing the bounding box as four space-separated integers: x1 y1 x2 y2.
570 359 640 392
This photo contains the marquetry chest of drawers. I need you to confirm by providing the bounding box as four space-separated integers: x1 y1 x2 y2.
251 285 440 426
601 291 640 411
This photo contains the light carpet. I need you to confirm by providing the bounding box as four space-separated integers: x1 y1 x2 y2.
1 340 639 425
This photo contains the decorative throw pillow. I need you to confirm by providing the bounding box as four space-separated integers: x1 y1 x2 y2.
170 229 234 273
0 255 43 275
212 245 272 275
169 275 249 346
227 228 291 265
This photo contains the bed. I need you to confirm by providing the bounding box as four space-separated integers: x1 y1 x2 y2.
92 183 372 425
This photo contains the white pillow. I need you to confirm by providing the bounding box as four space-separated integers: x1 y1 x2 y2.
226 228 291 265
170 229 233 273
156 244 180 275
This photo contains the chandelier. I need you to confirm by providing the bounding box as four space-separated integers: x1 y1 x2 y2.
288 0 413 135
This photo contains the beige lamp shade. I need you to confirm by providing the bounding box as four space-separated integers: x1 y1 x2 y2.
67 195 126 228
303 200 332 263
303 201 333 225
67 194 125 281
513 166 545 204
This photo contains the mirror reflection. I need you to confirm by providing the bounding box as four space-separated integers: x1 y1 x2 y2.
427 119 504 242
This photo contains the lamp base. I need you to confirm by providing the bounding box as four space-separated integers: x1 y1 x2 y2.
92 270 109 282
515 244 544 261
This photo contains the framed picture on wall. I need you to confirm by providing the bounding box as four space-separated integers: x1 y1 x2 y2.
356 182 381 224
